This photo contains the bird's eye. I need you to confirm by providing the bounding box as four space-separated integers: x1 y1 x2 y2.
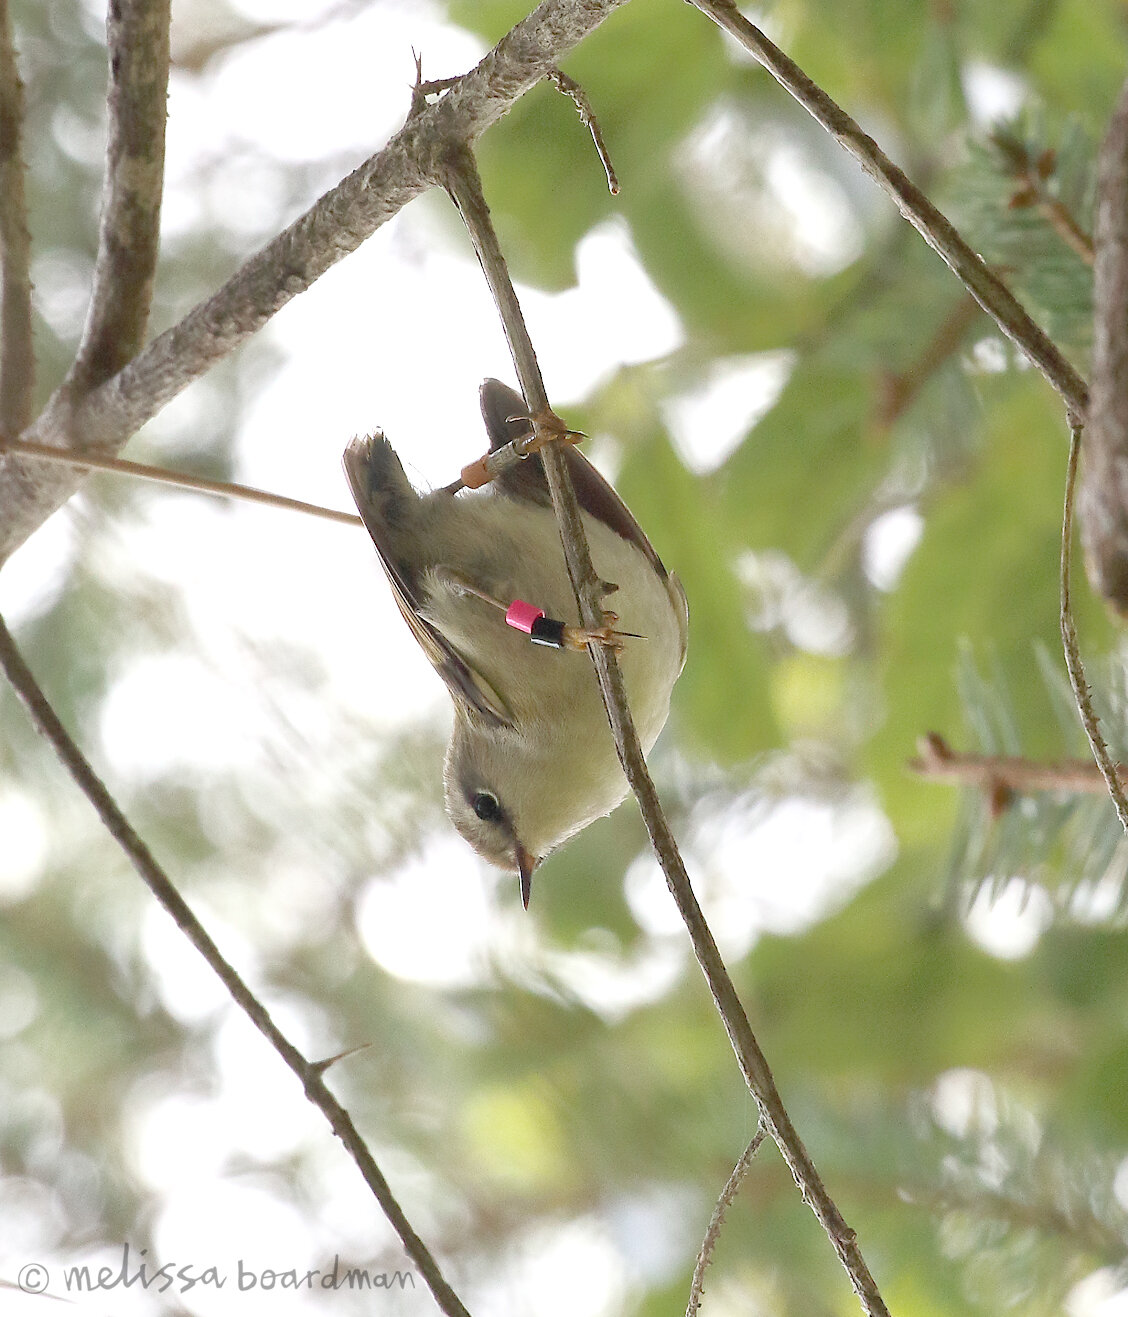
472 791 502 823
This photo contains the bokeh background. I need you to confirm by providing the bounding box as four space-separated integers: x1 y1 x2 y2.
3 0 1128 1313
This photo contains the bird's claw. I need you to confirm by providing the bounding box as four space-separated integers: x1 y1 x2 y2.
513 407 586 455
563 611 636 653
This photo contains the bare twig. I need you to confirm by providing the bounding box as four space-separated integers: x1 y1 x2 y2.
416 75 462 99
874 293 982 430
1025 180 1094 266
0 0 632 566
0 435 361 527
443 144 891 1317
910 731 1126 795
443 147 559 435
1061 420 1128 829
0 613 471 1317
1038 197 1094 265
993 131 1095 266
547 68 619 193
594 672 899 1317
1079 78 1128 614
0 0 33 436
687 0 1089 420
686 1128 766 1317
409 48 462 119
698 0 1125 846
70 0 170 394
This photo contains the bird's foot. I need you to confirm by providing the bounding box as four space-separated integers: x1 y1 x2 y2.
516 407 586 455
561 611 642 653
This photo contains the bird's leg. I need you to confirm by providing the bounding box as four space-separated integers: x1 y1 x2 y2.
561 611 644 652
431 570 644 652
516 408 585 455
430 566 505 611
560 579 634 650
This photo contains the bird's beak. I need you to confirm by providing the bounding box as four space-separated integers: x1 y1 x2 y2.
517 844 538 910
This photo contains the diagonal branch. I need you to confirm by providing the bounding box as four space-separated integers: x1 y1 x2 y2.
1 434 362 526
0 613 471 1317
688 0 1089 420
547 68 619 194
0 0 631 567
443 145 891 1317
678 6 1128 854
990 127 1095 266
1061 419 1128 829
874 293 982 430
1021 173 1094 266
687 1128 766 1317
0 0 33 436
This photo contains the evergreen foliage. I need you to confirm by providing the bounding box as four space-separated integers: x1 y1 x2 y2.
3 0 1128 1313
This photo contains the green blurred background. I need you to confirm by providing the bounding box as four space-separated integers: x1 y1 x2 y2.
2 0 1128 1313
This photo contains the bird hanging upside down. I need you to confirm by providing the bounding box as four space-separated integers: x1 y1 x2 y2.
343 379 687 907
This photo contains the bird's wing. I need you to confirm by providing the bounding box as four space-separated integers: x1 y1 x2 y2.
343 438 514 729
667 571 690 669
479 379 673 583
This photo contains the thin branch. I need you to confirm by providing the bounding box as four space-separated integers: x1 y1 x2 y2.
909 731 1125 795
1026 182 1094 267
1 435 362 527
443 144 891 1317
992 130 1095 266
1079 77 1128 614
1061 420 1128 829
0 0 33 436
590 661 900 1315
409 49 464 119
69 0 170 395
874 292 982 430
687 1128 766 1317
0 614 471 1317
688 0 1089 420
443 146 557 432
546 68 619 194
0 0 632 567
707 0 1126 845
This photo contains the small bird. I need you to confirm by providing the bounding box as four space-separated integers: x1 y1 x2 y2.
343 379 688 907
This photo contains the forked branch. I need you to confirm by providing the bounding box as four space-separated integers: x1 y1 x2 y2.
688 0 1089 420
0 0 632 565
683 1 1128 841
910 732 1127 797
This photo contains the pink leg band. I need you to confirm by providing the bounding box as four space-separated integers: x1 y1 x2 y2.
505 599 546 634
